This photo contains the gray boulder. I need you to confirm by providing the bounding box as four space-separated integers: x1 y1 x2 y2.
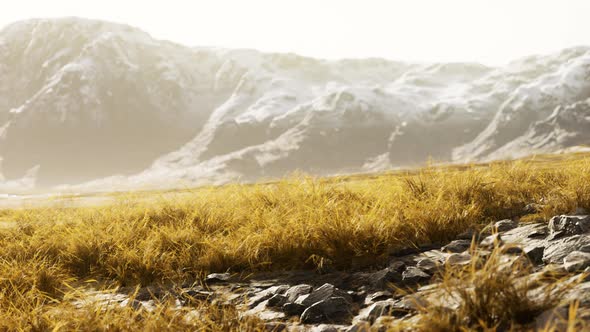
548 215 590 237
205 273 232 283
300 297 352 324
368 268 402 288
310 324 348 332
345 322 370 332
524 245 545 265
402 267 430 284
301 284 351 307
388 261 407 273
247 285 289 308
284 284 312 302
282 302 306 316
416 258 439 274
446 253 472 265
267 294 288 308
441 239 471 253
543 235 590 264
563 251 590 272
495 219 519 232
480 233 503 248
364 291 392 305
355 300 397 323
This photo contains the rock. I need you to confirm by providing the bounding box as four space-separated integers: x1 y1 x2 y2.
267 285 290 295
416 258 438 274
567 281 590 306
511 255 532 270
446 253 472 265
502 223 547 240
248 285 290 308
246 299 286 321
368 268 402 288
347 290 366 304
402 267 430 284
267 294 288 308
502 246 523 255
417 249 447 263
283 302 306 316
364 291 392 305
285 326 307 332
387 295 425 317
355 300 397 323
310 324 348 332
247 293 271 309
390 244 438 257
441 239 471 253
205 273 231 283
524 245 545 265
495 219 519 232
543 235 590 264
301 284 351 307
294 294 309 305
547 231 566 241
345 322 370 332
548 215 590 236
480 233 503 248
526 227 549 239
250 281 279 288
284 284 312 302
388 261 407 273
563 251 590 272
300 297 352 324
535 305 570 331
575 207 589 215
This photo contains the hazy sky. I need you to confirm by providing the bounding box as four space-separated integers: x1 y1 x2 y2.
0 0 588 65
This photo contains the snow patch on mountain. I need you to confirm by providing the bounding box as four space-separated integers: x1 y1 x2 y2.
0 18 589 192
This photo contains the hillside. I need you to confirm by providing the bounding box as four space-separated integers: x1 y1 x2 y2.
1 153 590 330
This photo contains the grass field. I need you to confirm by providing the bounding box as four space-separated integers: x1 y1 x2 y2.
1 153 590 331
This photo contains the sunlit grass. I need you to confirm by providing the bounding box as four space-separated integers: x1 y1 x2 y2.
1 152 590 330
388 244 584 331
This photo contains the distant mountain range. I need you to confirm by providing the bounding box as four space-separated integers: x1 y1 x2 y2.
1 18 589 192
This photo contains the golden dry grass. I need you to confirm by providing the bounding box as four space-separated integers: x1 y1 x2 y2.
416 245 579 331
384 244 585 332
1 152 590 330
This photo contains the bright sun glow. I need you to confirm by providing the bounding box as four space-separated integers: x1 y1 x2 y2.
0 0 589 65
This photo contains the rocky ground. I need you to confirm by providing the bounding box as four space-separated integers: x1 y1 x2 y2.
79 211 590 331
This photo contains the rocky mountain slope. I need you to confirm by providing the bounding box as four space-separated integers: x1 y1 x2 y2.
1 18 589 191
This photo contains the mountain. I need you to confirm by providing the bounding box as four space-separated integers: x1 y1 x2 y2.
0 18 589 192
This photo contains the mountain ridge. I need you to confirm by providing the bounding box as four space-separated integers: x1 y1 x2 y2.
1 18 589 192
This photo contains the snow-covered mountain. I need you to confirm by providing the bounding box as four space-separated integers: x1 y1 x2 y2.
1 18 589 192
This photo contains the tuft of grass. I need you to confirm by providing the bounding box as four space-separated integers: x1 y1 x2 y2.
414 245 576 331
384 244 585 331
